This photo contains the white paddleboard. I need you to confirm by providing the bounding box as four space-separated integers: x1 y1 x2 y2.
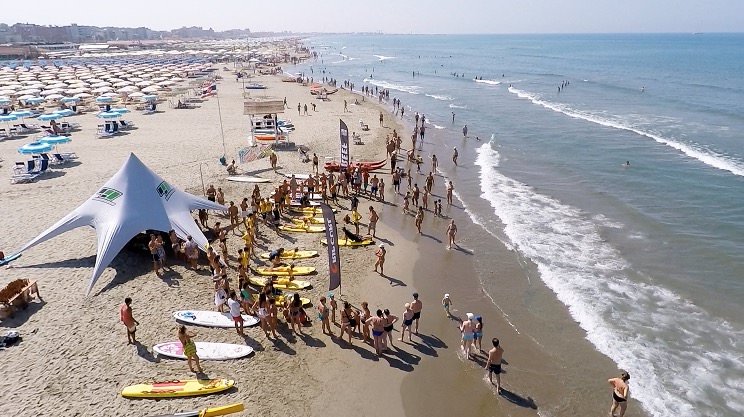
227 176 272 183
283 173 311 180
173 310 260 328
153 341 254 360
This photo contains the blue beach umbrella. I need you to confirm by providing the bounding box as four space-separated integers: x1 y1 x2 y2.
97 111 120 119
10 110 33 118
60 96 80 103
54 109 75 117
0 114 19 122
18 141 53 154
38 135 71 145
141 94 158 101
95 96 113 103
38 113 63 121
110 108 129 114
0 98 11 106
25 97 46 105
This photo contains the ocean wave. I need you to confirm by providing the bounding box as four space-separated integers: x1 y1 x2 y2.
425 93 454 101
474 79 501 86
449 103 467 109
373 54 396 61
475 143 744 417
508 87 744 177
363 78 420 95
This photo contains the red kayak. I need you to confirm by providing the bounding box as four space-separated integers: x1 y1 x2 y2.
324 159 386 172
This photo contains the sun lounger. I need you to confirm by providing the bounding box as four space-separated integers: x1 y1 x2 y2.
118 120 135 129
10 160 40 184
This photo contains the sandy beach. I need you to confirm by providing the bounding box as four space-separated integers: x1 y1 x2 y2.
1 55 624 417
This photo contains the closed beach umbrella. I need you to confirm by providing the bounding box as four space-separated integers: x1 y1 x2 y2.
38 113 63 121
18 141 53 154
98 111 120 119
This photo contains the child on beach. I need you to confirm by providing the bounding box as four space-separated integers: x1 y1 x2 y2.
474 316 483 352
399 303 414 342
442 293 453 317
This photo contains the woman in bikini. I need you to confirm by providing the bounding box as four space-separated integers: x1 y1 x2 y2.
383 308 398 350
318 296 333 336
340 302 355 344
608 371 631 417
359 301 371 343
366 309 386 356
288 293 303 335
253 293 271 338
178 325 203 373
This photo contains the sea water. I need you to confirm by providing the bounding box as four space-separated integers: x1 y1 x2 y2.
295 34 744 417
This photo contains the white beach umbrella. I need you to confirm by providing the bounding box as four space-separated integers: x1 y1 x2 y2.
127 92 145 98
141 85 161 93
45 93 65 100
74 92 93 98
92 86 114 93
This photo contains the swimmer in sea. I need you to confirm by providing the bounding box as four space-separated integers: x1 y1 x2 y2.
623 161 630 167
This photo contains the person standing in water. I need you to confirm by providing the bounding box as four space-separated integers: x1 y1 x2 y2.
452 147 458 166
608 371 631 417
485 338 505 393
462 124 468 138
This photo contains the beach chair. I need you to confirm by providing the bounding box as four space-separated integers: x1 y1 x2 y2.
53 152 78 163
119 120 134 129
34 158 50 175
10 160 39 184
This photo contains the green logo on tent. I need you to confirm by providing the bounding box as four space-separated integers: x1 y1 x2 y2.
156 181 175 200
93 187 123 206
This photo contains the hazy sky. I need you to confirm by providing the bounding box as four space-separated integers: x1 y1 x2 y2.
2 0 743 34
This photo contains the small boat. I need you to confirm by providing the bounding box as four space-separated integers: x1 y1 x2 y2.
245 84 267 89
254 134 286 142
324 158 387 172
310 88 338 95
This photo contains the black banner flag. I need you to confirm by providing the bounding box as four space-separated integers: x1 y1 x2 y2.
321 203 341 291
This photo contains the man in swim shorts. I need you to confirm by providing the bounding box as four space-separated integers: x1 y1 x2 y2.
411 292 422 335
120 297 139 345
486 338 505 393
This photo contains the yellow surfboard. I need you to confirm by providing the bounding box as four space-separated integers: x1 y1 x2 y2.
148 402 244 417
321 238 374 247
291 217 324 225
274 294 312 307
278 225 326 233
289 206 337 215
255 266 315 276
248 277 311 290
259 250 319 259
121 379 234 399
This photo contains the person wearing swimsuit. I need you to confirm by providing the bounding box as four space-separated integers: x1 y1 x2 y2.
474 316 483 352
359 301 371 343
366 309 386 356
178 325 203 373
608 371 631 417
253 293 271 338
383 308 398 350
399 303 414 342
340 302 355 344
288 293 303 335
318 296 333 336
461 313 475 359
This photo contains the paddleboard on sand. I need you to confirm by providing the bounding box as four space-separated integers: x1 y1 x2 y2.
321 238 375 247
259 250 319 259
147 402 244 417
254 266 315 276
278 225 326 233
283 173 310 180
121 379 234 399
153 342 254 361
248 277 311 290
227 176 272 183
173 311 260 328
291 217 324 225
289 206 337 215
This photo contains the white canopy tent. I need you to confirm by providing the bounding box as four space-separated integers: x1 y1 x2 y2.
14 153 224 294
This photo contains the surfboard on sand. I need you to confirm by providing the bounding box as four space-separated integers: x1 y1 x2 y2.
173 311 260 328
248 277 311 290
321 238 374 247
254 266 315 276
259 250 318 259
121 379 234 399
278 225 326 233
153 342 254 361
226 176 272 183
147 402 244 417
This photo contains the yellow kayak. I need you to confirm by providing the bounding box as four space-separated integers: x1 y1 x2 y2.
147 402 244 417
121 379 234 399
249 277 311 290
321 238 375 247
274 294 312 307
259 250 319 259
289 206 336 215
279 224 326 233
255 266 315 276
291 217 324 225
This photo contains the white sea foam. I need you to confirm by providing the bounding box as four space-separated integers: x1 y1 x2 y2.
449 103 467 109
373 54 396 61
474 79 501 86
475 143 744 417
432 124 446 130
425 93 454 101
363 78 420 95
508 87 744 177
